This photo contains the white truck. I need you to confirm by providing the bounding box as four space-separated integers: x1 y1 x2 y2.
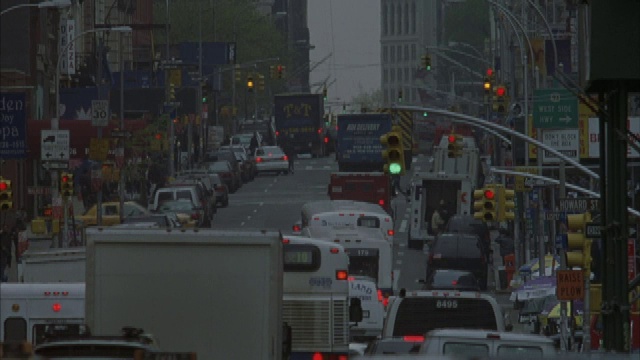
85 228 285 359
19 248 86 282
407 135 481 250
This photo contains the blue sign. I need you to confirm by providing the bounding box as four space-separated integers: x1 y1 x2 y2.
555 234 568 250
0 92 27 159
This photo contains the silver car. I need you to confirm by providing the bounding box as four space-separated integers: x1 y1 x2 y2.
254 146 289 174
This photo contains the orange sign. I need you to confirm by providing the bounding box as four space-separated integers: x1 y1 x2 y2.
556 270 585 301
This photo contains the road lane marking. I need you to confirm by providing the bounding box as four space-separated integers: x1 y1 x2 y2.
247 216 251 220
240 222 245 226
253 209 258 213
259 202 264 206
396 260 402 265
397 251 404 257
399 243 405 247
399 220 407 233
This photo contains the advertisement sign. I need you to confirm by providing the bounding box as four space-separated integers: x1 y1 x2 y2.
66 19 76 75
542 129 580 164
588 117 640 158
0 92 27 159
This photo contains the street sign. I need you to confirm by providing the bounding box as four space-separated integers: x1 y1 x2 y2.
91 100 110 126
556 270 585 301
524 177 546 188
555 234 568 250
89 138 109 161
27 186 51 195
585 223 602 238
111 130 132 138
545 212 566 221
533 88 578 129
41 130 70 161
542 129 580 164
515 166 539 192
42 162 68 170
559 197 600 212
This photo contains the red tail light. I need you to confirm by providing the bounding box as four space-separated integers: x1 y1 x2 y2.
377 289 384 302
378 199 385 206
452 280 458 285
276 131 280 136
403 335 425 342
292 224 301 232
387 229 394 236
282 238 290 244
336 270 348 280
282 155 288 161
312 352 323 360
324 136 329 143
256 157 263 163
317 128 322 134
383 296 389 307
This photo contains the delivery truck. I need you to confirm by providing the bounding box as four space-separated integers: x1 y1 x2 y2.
335 113 393 172
18 248 86 282
85 228 285 359
274 93 326 157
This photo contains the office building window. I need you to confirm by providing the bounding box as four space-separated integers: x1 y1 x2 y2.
382 3 388 36
412 44 417 60
404 45 409 62
383 68 388 84
383 46 388 63
397 4 402 35
390 5 395 36
390 46 395 62
390 68 395 83
411 2 416 34
404 2 409 35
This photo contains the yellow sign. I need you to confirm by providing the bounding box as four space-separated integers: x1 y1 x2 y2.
556 270 585 301
89 138 109 161
169 69 182 87
579 98 598 158
514 166 539 192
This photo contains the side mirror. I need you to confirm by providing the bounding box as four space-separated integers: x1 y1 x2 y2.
349 298 363 323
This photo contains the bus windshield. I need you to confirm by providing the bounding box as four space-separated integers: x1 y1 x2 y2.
346 248 379 281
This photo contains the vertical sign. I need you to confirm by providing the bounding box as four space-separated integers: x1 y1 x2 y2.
59 21 68 74
0 93 27 159
66 19 76 75
629 239 637 282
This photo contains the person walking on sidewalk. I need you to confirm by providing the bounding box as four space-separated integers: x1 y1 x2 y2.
1 224 18 282
283 142 296 174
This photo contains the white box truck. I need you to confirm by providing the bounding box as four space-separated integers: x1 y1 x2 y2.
85 228 284 359
19 248 86 282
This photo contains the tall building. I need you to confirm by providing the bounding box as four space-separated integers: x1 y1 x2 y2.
273 0 311 93
380 0 439 107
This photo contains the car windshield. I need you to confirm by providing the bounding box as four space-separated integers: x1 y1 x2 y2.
158 201 194 212
208 161 230 172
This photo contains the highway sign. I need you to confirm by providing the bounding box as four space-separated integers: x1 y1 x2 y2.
586 223 601 238
91 100 110 126
41 130 70 161
533 88 578 129
559 197 600 212
556 270 585 301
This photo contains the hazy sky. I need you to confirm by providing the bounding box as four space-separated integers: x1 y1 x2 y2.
307 1 381 112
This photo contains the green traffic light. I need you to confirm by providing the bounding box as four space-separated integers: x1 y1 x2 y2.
389 163 402 174
423 112 428 117
202 97 207 103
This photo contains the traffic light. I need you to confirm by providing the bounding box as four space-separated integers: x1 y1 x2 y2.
247 76 254 92
473 185 497 222
0 177 13 210
499 188 516 221
323 86 328 101
566 212 593 275
421 54 432 71
169 83 176 101
483 77 492 93
269 65 276 79
258 74 265 92
493 85 508 114
234 64 242 82
276 65 285 79
447 133 464 158
380 126 405 175
201 83 209 103
60 172 74 198
397 90 403 103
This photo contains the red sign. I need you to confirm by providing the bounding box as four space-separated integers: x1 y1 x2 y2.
629 238 637 282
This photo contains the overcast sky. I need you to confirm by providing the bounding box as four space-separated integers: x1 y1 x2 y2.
307 1 381 112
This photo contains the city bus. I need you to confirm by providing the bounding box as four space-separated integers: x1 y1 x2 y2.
282 235 351 360
0 283 85 346
302 225 394 302
295 200 395 244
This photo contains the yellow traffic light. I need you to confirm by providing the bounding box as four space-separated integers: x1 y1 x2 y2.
258 74 265 92
60 172 74 198
169 82 176 101
380 127 405 175
500 188 515 221
566 212 593 274
473 189 486 220
483 77 492 93
446 133 464 158
0 178 13 211
247 76 254 92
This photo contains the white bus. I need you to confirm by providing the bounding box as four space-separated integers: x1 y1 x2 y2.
282 235 351 360
296 200 395 244
302 226 394 302
0 283 85 346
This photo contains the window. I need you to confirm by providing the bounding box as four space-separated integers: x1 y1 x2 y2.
3 317 27 342
104 205 118 216
383 45 388 63
382 3 388 35
176 190 193 202
383 68 388 83
404 3 409 34
411 44 416 60
396 4 402 35
357 216 380 229
346 248 379 280
443 342 490 357
404 68 410 83
411 2 416 34
404 45 409 62
497 345 544 357
390 68 395 82
390 5 394 35
390 46 395 62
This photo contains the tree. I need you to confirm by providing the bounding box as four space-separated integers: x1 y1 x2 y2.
351 86 383 111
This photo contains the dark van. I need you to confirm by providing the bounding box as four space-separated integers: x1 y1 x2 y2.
444 214 492 256
427 233 488 290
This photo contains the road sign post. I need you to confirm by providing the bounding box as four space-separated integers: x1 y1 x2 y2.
557 270 585 301
41 130 70 161
91 99 110 126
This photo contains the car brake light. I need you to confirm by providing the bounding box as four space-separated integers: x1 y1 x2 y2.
452 280 458 285
383 297 389 307
317 128 322 134
256 157 262 163
312 352 323 360
283 155 288 161
378 199 385 206
276 131 280 136
324 137 329 143
52 303 62 312
282 238 290 244
403 335 424 342
336 270 348 280
387 229 394 236
330 247 340 254
377 289 383 302
292 224 301 232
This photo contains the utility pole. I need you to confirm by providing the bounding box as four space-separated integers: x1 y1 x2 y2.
96 37 104 228
166 0 175 177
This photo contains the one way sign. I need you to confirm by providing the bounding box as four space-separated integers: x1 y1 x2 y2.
41 130 70 161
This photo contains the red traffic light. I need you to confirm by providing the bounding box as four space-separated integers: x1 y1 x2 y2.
155 133 163 140
448 135 456 143
61 175 70 183
486 68 494 77
496 86 506 97
0 182 7 191
277 65 283 72
484 189 495 199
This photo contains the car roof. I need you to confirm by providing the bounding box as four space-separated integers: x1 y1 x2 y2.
435 233 480 242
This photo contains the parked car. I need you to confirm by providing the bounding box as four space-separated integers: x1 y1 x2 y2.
205 158 242 193
75 201 149 227
219 145 256 182
427 233 489 290
254 146 289 175
150 185 213 227
178 169 229 207
170 177 217 217
444 214 492 256
154 199 202 228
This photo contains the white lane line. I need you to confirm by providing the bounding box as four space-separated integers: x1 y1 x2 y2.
399 243 406 247
247 216 251 220
264 188 269 193
396 260 402 265
397 251 404 257
253 209 258 213
259 202 264 206
398 219 407 233
240 222 245 226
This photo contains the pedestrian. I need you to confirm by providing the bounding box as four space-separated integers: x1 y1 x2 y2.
495 228 515 263
1 224 18 282
250 132 259 156
284 142 296 174
430 200 446 235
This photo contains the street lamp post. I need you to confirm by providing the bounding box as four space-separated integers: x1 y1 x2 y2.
0 0 71 16
53 26 131 247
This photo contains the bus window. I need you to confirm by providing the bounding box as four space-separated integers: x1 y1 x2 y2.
346 248 379 281
357 216 380 229
3 317 27 342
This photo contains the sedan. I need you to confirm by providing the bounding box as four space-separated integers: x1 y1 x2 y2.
206 160 240 193
75 201 149 227
254 146 289 175
421 269 481 292
155 200 203 228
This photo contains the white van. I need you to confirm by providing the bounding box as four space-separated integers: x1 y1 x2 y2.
382 290 507 338
348 276 385 341
298 200 395 243
0 283 85 346
419 328 556 357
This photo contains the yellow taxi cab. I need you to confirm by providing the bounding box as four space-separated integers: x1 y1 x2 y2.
75 201 150 227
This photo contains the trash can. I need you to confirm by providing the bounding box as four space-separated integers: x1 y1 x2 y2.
504 254 516 286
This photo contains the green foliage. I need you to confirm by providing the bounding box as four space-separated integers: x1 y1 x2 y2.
444 0 490 51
